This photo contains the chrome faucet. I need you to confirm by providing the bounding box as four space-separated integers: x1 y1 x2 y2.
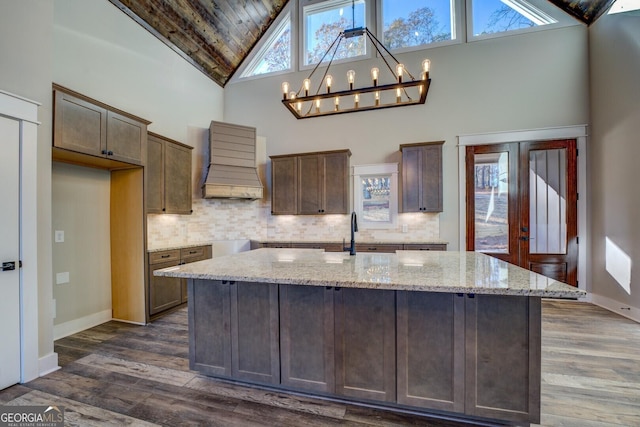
343 211 358 256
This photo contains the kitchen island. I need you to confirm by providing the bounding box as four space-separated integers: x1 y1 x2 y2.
156 248 584 426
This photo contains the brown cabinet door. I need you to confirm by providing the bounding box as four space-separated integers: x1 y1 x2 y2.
106 111 145 166
401 146 422 212
146 134 164 213
190 279 232 377
279 285 335 393
271 156 298 214
298 155 322 214
149 259 182 315
334 288 396 402
397 291 465 412
401 142 443 213
53 90 107 157
322 152 350 214
420 144 443 212
230 281 280 385
465 295 541 424
164 141 192 214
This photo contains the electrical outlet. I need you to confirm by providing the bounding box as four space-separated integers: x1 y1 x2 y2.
55 230 64 243
402 224 408 233
56 272 69 284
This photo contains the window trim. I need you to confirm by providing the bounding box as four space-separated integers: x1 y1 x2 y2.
299 0 376 71
376 0 464 55
353 163 399 229
466 0 580 43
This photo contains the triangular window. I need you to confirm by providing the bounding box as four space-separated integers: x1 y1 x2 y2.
241 12 291 78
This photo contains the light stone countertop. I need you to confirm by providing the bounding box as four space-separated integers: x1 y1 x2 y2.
154 248 585 298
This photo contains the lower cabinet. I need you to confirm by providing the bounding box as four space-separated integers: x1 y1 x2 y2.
190 280 280 385
189 281 540 425
279 285 396 401
148 245 211 317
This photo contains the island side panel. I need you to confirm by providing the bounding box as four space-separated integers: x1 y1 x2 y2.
230 281 280 385
189 279 232 377
396 291 465 413
465 295 541 424
334 288 396 402
279 284 335 393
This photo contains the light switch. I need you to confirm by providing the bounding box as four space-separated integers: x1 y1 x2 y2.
55 230 65 243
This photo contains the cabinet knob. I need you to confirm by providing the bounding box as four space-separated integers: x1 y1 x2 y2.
107 151 114 156
101 150 107 155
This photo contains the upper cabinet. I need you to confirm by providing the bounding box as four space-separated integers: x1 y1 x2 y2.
400 141 444 213
53 85 149 168
270 150 351 215
147 132 193 214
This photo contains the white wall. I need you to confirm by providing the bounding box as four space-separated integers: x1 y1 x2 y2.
225 25 590 249
52 163 112 335
589 12 640 320
51 0 225 333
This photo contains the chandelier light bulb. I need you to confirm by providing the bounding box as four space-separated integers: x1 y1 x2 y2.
303 78 311 96
326 75 333 93
289 91 296 100
396 63 404 83
315 98 321 113
375 90 380 106
347 70 356 90
334 96 340 111
396 88 401 103
281 82 289 100
422 59 431 80
296 101 302 113
371 67 379 86
354 93 360 108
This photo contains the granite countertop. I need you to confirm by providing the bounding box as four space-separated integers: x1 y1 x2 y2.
259 239 449 245
155 248 585 298
148 242 213 253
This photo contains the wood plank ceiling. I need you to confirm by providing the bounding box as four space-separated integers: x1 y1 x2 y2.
108 0 614 88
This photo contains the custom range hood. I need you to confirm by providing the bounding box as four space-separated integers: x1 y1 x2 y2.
202 120 264 199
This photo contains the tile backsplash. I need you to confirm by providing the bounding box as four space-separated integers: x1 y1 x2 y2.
147 198 441 250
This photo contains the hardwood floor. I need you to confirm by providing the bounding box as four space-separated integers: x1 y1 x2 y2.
1 300 639 426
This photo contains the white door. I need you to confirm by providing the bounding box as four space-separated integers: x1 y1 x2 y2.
0 115 21 390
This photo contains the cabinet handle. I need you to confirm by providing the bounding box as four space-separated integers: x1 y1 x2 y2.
107 150 114 156
467 293 475 298
368 247 377 251
101 150 107 155
161 254 171 258
189 250 197 254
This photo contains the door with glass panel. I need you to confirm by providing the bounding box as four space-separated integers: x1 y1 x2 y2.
466 140 578 286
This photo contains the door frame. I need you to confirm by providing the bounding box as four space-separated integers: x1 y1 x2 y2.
457 125 588 293
0 90 41 384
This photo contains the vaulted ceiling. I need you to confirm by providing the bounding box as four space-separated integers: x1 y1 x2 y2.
108 0 616 88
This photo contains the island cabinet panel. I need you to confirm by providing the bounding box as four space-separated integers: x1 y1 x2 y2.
334 288 396 402
230 282 280 385
396 292 465 413
279 285 335 393
465 295 541 424
189 279 232 377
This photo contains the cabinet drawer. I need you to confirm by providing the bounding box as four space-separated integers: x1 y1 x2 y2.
355 244 403 253
149 249 181 265
403 244 447 251
181 245 211 263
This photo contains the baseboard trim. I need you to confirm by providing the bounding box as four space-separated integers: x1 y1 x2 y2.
38 352 60 378
53 309 113 340
591 294 640 323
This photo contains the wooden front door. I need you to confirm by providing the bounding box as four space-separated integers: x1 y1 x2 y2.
466 140 578 286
